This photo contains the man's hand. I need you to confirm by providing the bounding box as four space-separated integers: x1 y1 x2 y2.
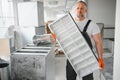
98 57 105 70
51 33 56 41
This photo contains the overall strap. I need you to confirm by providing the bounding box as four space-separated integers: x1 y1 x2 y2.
83 20 91 32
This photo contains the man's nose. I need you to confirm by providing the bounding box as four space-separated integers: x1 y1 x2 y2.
77 9 81 12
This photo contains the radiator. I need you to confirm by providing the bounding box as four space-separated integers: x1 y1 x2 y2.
11 46 55 80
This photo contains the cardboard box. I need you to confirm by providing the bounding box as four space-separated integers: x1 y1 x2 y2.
0 38 10 60
45 20 54 34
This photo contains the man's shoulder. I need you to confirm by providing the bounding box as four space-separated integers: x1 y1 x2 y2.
87 19 97 26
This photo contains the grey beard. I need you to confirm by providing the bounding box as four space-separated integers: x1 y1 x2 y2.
77 15 84 19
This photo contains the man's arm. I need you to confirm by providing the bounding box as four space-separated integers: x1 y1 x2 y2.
92 33 104 69
92 33 103 58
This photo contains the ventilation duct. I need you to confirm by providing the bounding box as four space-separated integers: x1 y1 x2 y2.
47 0 59 7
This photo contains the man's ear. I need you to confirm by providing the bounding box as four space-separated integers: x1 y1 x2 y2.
85 9 87 13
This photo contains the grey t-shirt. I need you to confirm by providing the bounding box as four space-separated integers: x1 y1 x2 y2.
75 18 100 37
75 18 100 47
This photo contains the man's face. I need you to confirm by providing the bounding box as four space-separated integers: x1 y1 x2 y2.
75 3 87 18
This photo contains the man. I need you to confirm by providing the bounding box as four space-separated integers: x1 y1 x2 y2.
66 1 104 80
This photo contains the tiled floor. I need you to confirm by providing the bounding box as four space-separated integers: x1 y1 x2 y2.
55 51 113 80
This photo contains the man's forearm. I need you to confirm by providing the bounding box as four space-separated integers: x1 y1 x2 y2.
96 42 103 58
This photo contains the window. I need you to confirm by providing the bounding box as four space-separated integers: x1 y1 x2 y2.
0 0 14 37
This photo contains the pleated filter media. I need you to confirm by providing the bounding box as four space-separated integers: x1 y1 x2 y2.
48 13 100 77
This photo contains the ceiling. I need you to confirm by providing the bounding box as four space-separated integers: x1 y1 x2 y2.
44 0 78 13
18 0 78 14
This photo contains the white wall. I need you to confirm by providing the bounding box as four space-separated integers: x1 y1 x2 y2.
44 8 65 22
44 8 57 22
87 0 116 27
17 2 44 26
113 0 120 80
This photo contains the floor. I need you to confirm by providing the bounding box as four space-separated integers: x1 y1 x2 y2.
55 50 113 80
55 54 66 80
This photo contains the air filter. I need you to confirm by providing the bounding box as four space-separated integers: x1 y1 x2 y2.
49 13 100 77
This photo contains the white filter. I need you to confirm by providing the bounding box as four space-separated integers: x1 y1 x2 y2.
49 13 100 77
